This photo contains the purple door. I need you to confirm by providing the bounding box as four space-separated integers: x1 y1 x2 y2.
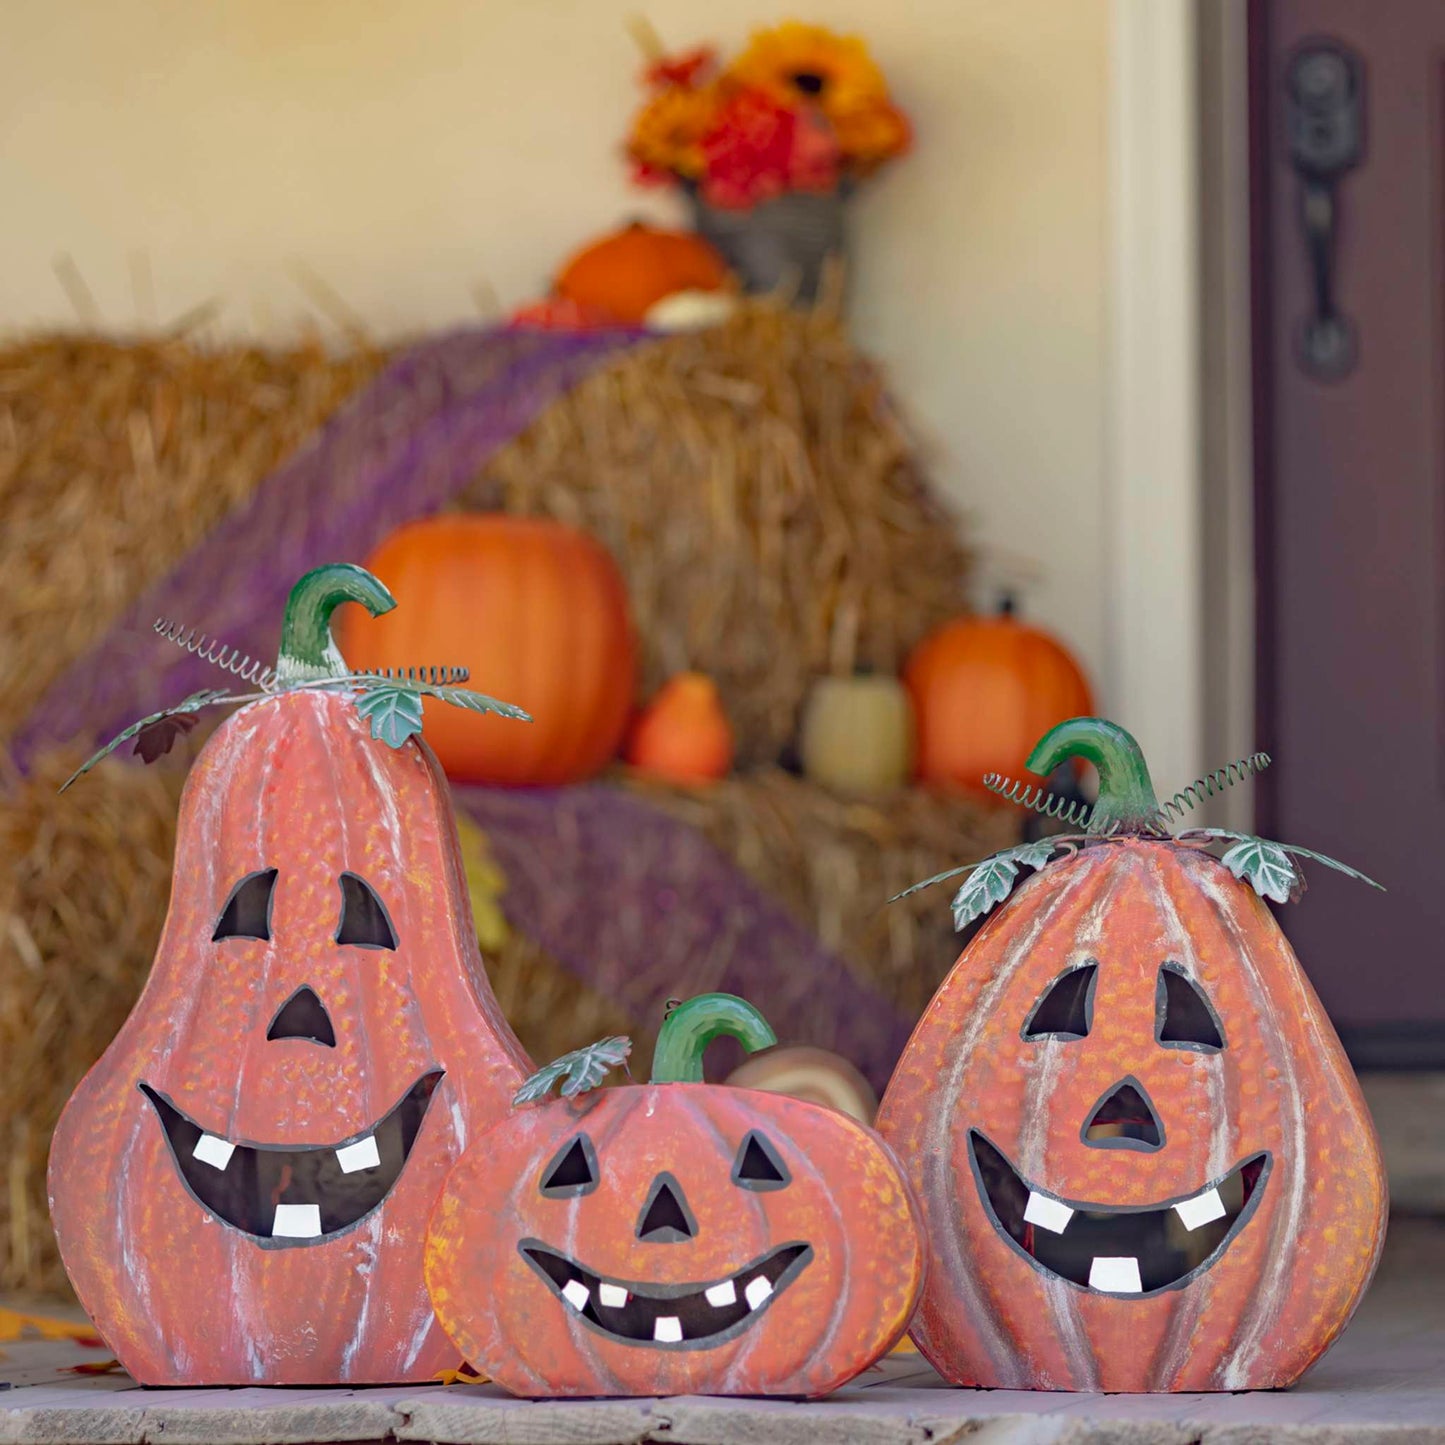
1252 0 1445 1062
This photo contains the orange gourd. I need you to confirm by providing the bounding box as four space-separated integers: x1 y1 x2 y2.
49 565 534 1385
877 719 1387 1392
425 996 924 1397
555 223 732 325
625 672 734 783
904 601 1092 797
341 515 638 786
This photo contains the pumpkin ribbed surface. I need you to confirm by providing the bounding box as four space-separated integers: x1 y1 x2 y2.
49 690 531 1384
341 515 638 786
425 1085 923 1397
877 839 1386 1392
904 614 1092 796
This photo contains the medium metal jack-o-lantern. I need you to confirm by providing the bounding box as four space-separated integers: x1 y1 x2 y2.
49 564 535 1385
877 717 1388 1392
425 995 925 1397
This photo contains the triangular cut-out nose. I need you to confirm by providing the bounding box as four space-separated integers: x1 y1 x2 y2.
635 1173 697 1242
1082 1077 1164 1151
266 986 336 1047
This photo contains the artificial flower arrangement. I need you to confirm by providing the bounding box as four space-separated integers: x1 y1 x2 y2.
627 22 911 211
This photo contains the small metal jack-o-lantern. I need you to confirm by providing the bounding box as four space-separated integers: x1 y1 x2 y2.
877 718 1388 1392
425 995 925 1398
49 565 536 1386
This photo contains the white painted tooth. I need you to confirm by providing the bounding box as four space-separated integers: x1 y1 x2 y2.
335 1135 381 1174
654 1315 683 1343
598 1283 628 1308
272 1203 322 1239
1023 1190 1074 1234
1089 1256 1143 1293
1174 1186 1227 1231
191 1134 235 1171
561 1279 590 1311
744 1276 772 1310
705 1279 737 1308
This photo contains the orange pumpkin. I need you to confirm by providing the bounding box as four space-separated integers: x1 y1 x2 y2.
425 995 924 1397
904 601 1092 797
49 566 534 1385
877 719 1387 1392
555 222 732 325
625 672 734 784
341 515 638 786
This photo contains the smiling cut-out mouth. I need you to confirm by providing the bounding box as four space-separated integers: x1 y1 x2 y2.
139 1071 443 1246
969 1131 1270 1295
520 1240 814 1349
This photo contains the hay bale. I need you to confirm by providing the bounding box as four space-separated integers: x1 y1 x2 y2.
0 335 385 738
466 303 970 763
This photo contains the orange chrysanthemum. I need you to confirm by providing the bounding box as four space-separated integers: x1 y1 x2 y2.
627 82 718 181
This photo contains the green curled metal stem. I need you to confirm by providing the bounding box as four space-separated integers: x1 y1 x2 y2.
649 994 777 1084
1027 717 1164 836
274 563 396 685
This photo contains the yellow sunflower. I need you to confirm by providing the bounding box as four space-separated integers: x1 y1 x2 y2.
627 82 720 180
727 22 890 127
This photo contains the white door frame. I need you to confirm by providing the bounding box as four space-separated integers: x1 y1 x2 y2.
1105 0 1207 802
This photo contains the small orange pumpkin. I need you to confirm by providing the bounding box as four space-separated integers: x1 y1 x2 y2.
425 995 923 1398
555 223 732 325
877 718 1387 1392
625 672 734 784
341 515 638 786
904 600 1093 798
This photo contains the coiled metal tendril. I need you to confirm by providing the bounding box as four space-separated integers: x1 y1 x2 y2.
982 773 1100 831
1153 752 1271 826
153 618 278 691
353 665 472 686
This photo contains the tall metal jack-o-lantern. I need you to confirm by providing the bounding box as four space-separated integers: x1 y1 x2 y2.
49 564 536 1386
877 717 1388 1392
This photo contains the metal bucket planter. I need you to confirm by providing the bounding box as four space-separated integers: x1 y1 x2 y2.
687 188 846 304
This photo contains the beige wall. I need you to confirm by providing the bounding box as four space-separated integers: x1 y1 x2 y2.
0 0 1110 690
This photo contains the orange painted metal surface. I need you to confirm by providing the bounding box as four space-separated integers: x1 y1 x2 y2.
341 515 638 786
425 1085 925 1397
49 690 531 1385
877 839 1387 1392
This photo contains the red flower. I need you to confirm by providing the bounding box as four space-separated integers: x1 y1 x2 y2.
700 88 840 209
643 45 716 90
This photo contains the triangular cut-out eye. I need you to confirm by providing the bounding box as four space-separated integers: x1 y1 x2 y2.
540 1135 598 1196
1156 964 1225 1051
732 1130 790 1191
1022 962 1097 1041
336 872 397 950
212 869 278 942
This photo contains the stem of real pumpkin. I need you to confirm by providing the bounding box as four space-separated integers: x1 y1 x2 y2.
1026 717 1163 836
274 564 397 686
649 994 777 1084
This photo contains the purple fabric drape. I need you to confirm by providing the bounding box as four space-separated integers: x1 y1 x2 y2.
13 325 645 767
455 785 913 1091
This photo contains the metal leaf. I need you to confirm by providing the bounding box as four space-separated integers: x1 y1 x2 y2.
891 838 1060 906
513 1036 633 1106
1275 842 1385 892
60 689 234 792
949 840 1060 931
1180 829 1384 894
1220 837 1303 904
352 685 426 748
429 685 532 723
